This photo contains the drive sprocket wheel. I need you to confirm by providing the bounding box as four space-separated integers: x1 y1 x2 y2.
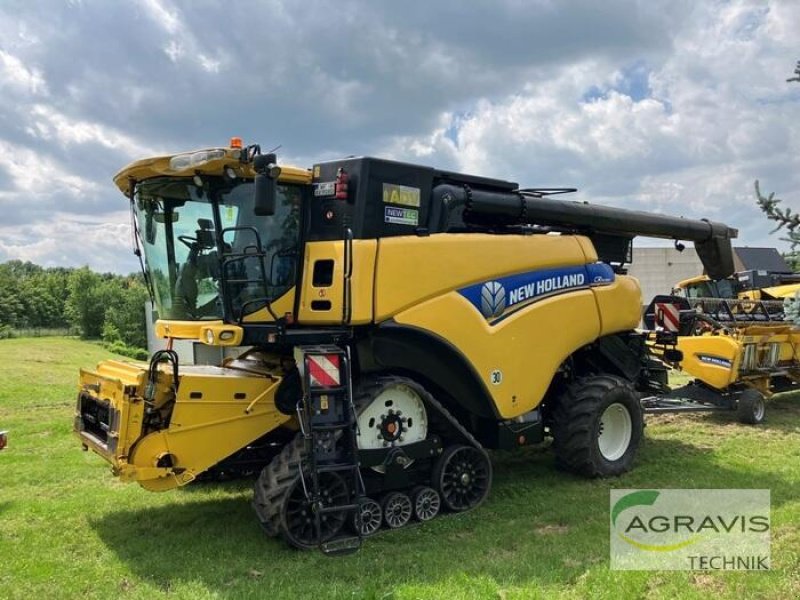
433 445 492 512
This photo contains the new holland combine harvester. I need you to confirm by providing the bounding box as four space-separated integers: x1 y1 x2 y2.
77 138 778 553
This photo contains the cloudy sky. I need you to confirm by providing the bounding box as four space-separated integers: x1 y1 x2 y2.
0 0 798 273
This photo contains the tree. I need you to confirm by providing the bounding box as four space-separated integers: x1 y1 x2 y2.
755 61 800 271
754 180 800 270
65 267 107 338
102 275 149 349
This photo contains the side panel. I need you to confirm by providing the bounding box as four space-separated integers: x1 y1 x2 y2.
374 233 598 321
593 274 643 335
296 240 377 325
130 369 289 490
675 335 741 390
394 290 601 418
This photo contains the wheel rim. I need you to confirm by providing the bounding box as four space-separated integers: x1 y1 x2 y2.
354 498 382 536
283 472 349 547
357 383 428 450
597 402 633 461
414 487 441 521
753 398 765 421
383 493 412 528
438 447 491 511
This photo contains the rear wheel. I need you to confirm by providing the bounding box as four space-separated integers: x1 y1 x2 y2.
737 389 766 425
551 375 643 477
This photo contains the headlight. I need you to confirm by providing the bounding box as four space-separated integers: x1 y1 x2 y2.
205 329 215 345
169 149 226 171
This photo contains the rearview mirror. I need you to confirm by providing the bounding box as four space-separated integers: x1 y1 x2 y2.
254 153 281 217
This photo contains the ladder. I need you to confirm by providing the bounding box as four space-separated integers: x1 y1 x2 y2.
296 345 364 554
218 226 279 323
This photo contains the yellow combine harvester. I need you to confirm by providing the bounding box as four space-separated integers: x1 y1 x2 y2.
75 139 740 552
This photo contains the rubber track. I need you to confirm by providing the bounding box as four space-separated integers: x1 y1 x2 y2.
252 433 306 538
253 374 486 539
551 374 635 478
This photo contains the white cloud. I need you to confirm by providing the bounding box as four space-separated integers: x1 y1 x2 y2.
0 50 47 95
136 0 225 73
0 139 96 197
0 216 136 273
27 105 157 158
385 0 800 253
0 0 798 272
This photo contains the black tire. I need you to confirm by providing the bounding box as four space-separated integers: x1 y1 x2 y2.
433 444 492 512
551 375 643 478
252 433 350 549
737 389 766 425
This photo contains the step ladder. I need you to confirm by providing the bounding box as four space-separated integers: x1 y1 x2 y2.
296 345 364 555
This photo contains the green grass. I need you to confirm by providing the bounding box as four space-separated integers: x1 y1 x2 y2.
1 337 799 599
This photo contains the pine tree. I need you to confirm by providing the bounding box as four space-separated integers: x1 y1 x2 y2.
754 61 800 271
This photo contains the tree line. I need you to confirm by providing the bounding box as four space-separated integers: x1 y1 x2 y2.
0 260 149 358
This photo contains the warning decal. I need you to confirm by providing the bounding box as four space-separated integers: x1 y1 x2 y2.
655 302 680 332
306 354 341 388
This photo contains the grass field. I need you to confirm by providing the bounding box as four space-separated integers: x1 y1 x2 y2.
1 337 799 599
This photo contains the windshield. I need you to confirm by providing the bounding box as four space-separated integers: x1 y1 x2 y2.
134 177 301 320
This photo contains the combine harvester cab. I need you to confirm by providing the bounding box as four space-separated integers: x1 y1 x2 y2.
642 292 800 423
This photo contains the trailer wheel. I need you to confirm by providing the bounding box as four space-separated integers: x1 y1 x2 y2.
737 389 766 425
552 375 643 477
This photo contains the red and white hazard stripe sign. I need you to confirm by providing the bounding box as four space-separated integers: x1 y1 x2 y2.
306 354 341 388
655 302 680 332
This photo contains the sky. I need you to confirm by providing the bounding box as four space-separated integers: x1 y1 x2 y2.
0 0 798 273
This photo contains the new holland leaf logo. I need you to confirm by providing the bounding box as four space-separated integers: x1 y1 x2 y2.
480 281 506 318
612 490 701 552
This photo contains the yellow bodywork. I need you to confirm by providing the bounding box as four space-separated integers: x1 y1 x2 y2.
668 275 800 392
76 358 290 491
654 323 800 395
674 273 800 300
113 146 312 194
292 233 641 419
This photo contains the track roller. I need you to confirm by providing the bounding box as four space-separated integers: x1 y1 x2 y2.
412 486 441 521
352 498 383 537
382 491 413 528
